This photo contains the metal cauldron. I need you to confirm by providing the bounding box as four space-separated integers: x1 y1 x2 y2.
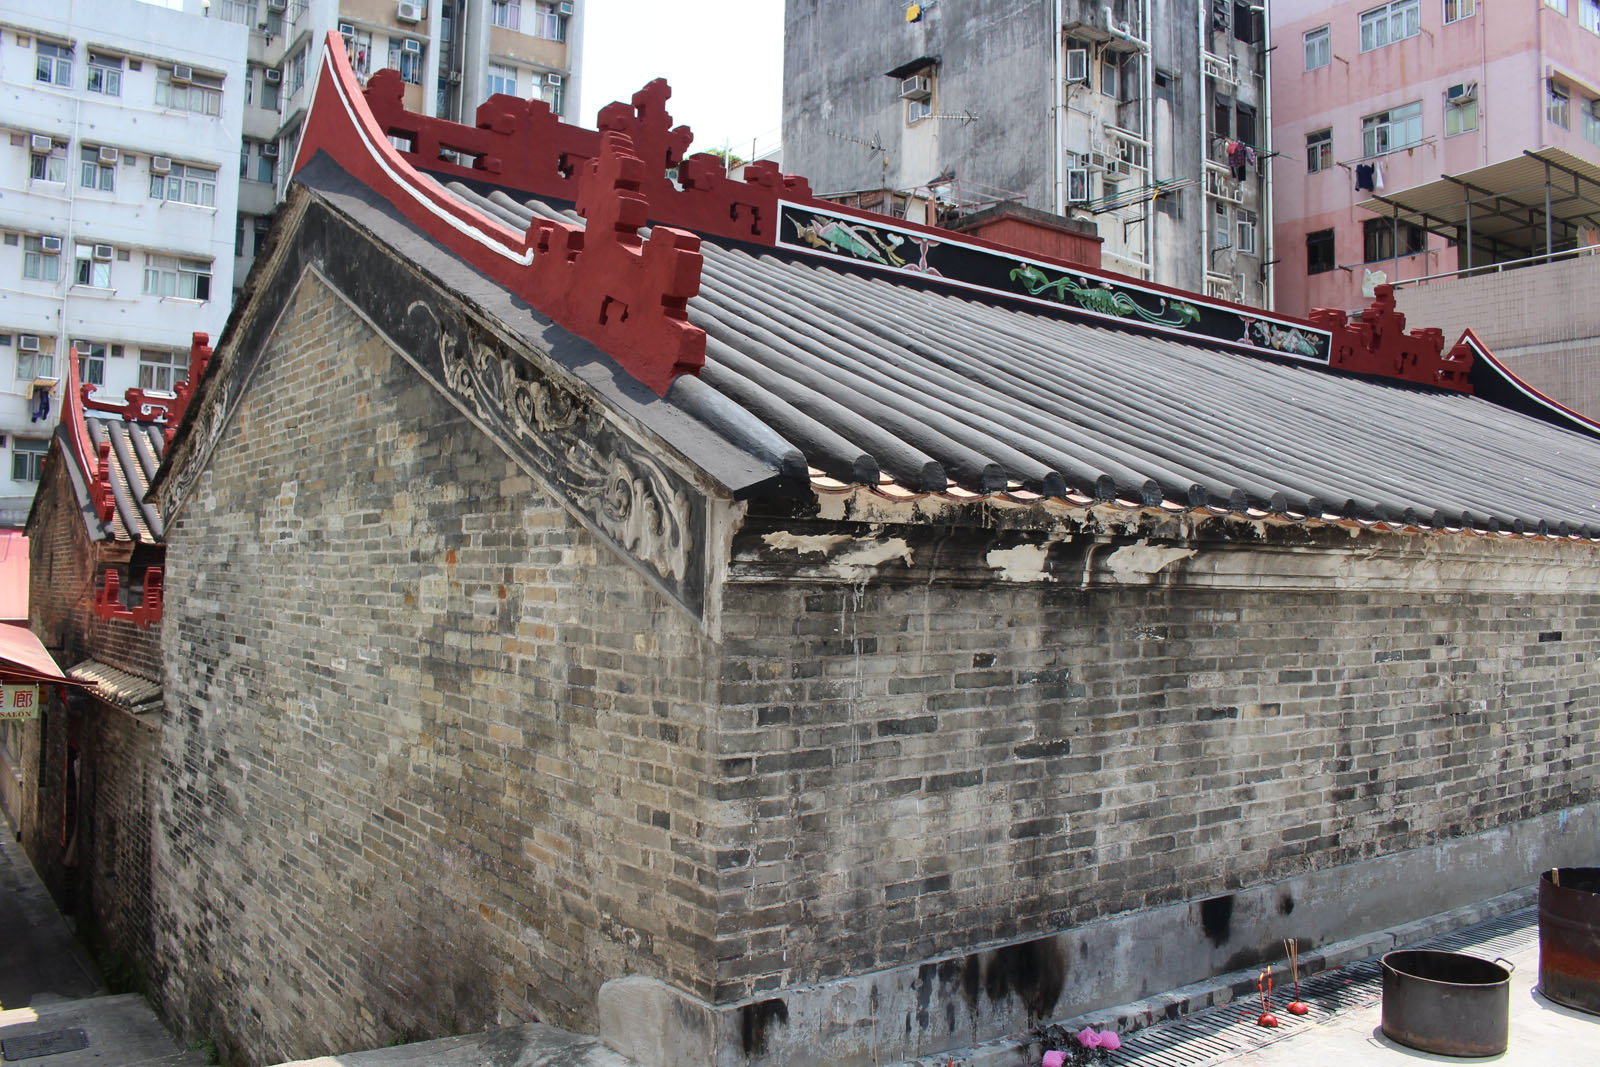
1539 866 1600 1015
1380 949 1514 1057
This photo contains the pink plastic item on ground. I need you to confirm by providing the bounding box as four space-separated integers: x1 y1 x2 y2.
1042 1052 1067 1067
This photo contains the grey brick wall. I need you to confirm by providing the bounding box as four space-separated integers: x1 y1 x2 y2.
708 517 1600 1005
154 275 721 1064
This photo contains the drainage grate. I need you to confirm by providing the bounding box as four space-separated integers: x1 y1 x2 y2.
1 1028 90 1062
1105 909 1537 1067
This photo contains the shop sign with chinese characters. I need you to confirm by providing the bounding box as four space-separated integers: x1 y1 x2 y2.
0 684 40 721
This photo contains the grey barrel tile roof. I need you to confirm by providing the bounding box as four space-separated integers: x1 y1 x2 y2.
449 182 1600 536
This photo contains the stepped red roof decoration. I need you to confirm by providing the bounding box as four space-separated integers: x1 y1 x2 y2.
1309 286 1473 392
296 36 705 395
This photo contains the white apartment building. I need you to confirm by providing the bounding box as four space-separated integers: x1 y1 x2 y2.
0 0 246 527
211 0 583 294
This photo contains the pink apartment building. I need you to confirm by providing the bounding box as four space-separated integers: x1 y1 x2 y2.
1272 0 1600 317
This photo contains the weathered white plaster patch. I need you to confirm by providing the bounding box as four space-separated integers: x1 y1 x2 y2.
986 544 1053 582
1104 541 1197 582
762 531 851 555
833 537 914 570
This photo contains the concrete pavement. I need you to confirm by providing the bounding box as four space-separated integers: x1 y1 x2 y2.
1 819 205 1066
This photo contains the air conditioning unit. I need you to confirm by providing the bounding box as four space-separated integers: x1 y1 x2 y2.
402 38 422 54
93 243 114 260
172 65 193 83
30 134 52 152
267 0 287 9
1065 48 1089 83
262 142 279 157
18 335 40 353
339 22 356 36
1446 81 1478 102
152 155 172 174
1109 159 1131 177
397 1 424 23
40 236 62 253
98 146 119 164
265 68 282 83
1088 150 1108 170
558 1 574 14
546 73 563 86
1066 167 1090 203
899 75 932 101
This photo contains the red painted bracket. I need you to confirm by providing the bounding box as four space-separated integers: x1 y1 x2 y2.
90 441 114 523
1309 285 1473 392
296 35 704 395
93 567 163 627
82 332 211 432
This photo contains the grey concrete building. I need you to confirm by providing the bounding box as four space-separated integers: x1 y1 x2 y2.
783 0 1274 305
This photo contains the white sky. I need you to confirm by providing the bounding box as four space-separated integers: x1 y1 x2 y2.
579 0 785 160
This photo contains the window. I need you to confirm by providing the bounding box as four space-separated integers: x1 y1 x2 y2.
1583 0 1600 31
30 144 65 183
23 237 61 282
530 71 564 113
262 75 280 111
1445 85 1478 136
342 28 374 78
256 150 276 186
1444 0 1475 20
36 41 72 86
75 341 107 387
142 255 212 301
1585 98 1600 147
74 244 111 288
491 0 521 30
1100 54 1118 99
1233 1 1262 42
87 53 123 96
1360 0 1421 51
1214 202 1231 247
1307 128 1333 171
80 147 115 191
139 349 177 392
15 342 52 381
487 64 516 97
1236 210 1258 255
532 2 566 40
1547 0 1568 12
1307 228 1336 274
1362 101 1423 156
155 68 223 116
1212 94 1232 139
1235 104 1257 148
1304 26 1331 70
1364 217 1426 261
1549 81 1571 128
289 48 308 94
12 439 49 483
387 40 422 85
149 163 218 207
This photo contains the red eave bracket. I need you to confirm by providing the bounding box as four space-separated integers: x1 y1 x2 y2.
1309 285 1473 392
294 35 704 396
93 567 162 627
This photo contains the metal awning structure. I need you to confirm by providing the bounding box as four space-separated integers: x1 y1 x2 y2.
1356 147 1600 268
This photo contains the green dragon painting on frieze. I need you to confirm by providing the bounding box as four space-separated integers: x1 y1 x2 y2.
1010 264 1202 329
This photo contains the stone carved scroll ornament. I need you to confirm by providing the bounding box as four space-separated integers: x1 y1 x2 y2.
415 301 691 585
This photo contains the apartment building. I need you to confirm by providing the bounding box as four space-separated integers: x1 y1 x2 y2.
1272 0 1600 316
782 0 1273 305
0 0 245 526
211 0 583 293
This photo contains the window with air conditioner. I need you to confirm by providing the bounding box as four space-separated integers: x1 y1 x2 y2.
23 237 61 282
80 147 115 192
15 338 52 382
533 2 566 40
29 141 65 183
74 244 111 288
149 162 218 207
74 340 108 388
532 72 564 112
388 39 423 84
1445 83 1478 135
156 68 222 116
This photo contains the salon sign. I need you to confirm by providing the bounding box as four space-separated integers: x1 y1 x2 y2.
0 685 39 721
